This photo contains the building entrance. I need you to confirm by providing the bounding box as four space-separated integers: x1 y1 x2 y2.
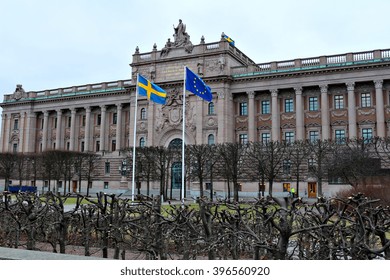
308 182 317 198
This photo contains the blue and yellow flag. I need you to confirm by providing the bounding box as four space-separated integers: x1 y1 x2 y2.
185 67 212 102
223 34 235 46
137 74 167 105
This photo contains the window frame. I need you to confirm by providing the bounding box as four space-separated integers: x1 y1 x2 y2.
261 100 270 114
309 96 318 111
284 98 294 113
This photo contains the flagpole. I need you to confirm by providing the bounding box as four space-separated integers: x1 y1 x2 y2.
131 74 139 202
181 66 186 203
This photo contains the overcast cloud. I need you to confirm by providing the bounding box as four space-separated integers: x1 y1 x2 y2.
1 0 390 96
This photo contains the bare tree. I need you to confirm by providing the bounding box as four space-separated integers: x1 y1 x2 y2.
187 144 217 198
0 152 17 191
261 140 289 197
308 139 334 197
289 140 311 197
330 138 379 189
82 152 101 197
217 143 247 202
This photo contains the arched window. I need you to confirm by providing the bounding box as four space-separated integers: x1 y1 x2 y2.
208 102 215 115
140 108 147 120
169 138 183 150
208 134 215 145
139 137 146 147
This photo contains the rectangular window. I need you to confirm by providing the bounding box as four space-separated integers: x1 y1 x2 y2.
285 131 294 143
309 131 319 142
54 118 57 129
81 141 85 152
362 128 373 143
41 119 44 129
111 139 116 151
285 98 294 113
113 113 117 125
308 158 316 173
239 102 248 116
67 116 71 128
13 143 18 153
335 129 345 143
283 160 291 175
239 134 248 144
208 102 215 115
104 182 109 189
309 97 318 111
66 142 70 150
334 95 344 109
13 119 19 130
105 162 110 174
261 100 270 114
97 114 101 125
361 93 371 107
82 115 86 127
96 140 100 152
261 132 270 144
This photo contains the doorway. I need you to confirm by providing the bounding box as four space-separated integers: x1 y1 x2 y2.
308 182 317 198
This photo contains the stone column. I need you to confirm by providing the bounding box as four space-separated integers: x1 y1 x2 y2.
84 107 91 151
295 87 304 140
129 96 136 147
248 91 256 142
69 108 77 150
217 92 225 144
116 104 122 150
196 97 204 144
100 105 106 152
19 112 26 153
55 109 63 149
0 113 6 152
346 82 357 138
320 84 330 140
374 80 385 137
24 111 36 153
42 111 49 151
4 114 12 152
271 89 280 141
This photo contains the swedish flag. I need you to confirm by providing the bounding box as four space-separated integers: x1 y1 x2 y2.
223 34 235 46
137 74 167 105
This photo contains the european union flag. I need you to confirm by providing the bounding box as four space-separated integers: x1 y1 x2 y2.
185 67 212 102
223 34 235 46
137 74 167 105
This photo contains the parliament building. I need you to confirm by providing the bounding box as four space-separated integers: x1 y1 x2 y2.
1 21 390 198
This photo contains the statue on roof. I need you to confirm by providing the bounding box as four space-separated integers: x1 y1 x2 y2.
13 84 26 100
172 19 193 53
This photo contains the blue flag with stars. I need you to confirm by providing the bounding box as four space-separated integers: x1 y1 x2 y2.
185 67 212 102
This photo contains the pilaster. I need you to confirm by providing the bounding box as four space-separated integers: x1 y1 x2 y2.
374 80 385 137
346 82 357 138
248 91 256 142
295 87 304 140
271 89 280 141
320 84 330 140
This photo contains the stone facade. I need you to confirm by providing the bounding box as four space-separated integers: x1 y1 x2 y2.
1 23 390 198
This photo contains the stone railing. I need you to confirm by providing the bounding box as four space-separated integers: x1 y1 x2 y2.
3 79 132 102
232 48 390 76
133 40 257 67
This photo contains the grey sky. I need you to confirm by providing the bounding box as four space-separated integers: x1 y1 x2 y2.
1 0 390 96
